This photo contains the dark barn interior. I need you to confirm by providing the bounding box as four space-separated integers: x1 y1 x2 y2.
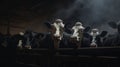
0 0 120 67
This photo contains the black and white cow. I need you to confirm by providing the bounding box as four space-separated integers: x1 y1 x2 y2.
65 22 91 48
11 31 46 49
8 32 26 49
89 28 108 47
0 19 65 49
103 21 120 47
23 30 40 49
89 29 99 47
8 30 38 49
23 30 33 49
42 19 65 48
69 22 85 48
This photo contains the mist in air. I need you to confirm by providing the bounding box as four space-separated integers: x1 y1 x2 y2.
53 0 120 34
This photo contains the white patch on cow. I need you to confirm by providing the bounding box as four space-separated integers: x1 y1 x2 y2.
17 32 24 48
59 22 64 28
19 32 24 36
17 40 22 48
71 24 85 41
52 22 64 40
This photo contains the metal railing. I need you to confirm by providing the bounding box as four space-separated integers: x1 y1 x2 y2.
16 47 120 67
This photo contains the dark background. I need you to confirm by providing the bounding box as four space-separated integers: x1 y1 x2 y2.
0 0 120 34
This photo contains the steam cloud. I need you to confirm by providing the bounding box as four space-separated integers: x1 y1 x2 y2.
53 0 120 34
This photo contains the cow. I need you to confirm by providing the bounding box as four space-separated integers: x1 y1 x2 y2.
8 30 39 49
103 21 120 47
11 31 46 49
17 32 25 49
89 28 99 47
69 22 85 48
50 19 65 48
64 22 92 48
42 19 65 49
89 28 108 47
8 32 26 49
23 30 39 49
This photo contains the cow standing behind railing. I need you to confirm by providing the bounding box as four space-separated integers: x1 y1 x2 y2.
17 32 24 49
103 21 120 46
27 19 65 49
70 22 85 48
24 30 38 49
50 19 65 48
89 28 108 47
7 32 26 49
90 28 99 47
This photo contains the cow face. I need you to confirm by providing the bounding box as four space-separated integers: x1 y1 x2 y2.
24 31 33 49
90 28 99 47
17 32 24 49
71 22 85 41
51 19 64 40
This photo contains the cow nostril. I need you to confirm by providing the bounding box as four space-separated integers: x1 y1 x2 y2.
53 34 61 40
71 36 77 40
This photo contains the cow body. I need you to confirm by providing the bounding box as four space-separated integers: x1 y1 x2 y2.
103 22 120 47
8 34 26 49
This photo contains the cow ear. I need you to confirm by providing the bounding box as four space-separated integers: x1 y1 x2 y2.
44 22 52 29
84 26 91 32
108 21 117 29
100 31 108 37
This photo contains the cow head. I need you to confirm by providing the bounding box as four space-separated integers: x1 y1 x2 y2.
71 22 85 42
17 32 24 49
49 19 65 48
90 28 99 47
24 30 33 49
51 19 64 40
